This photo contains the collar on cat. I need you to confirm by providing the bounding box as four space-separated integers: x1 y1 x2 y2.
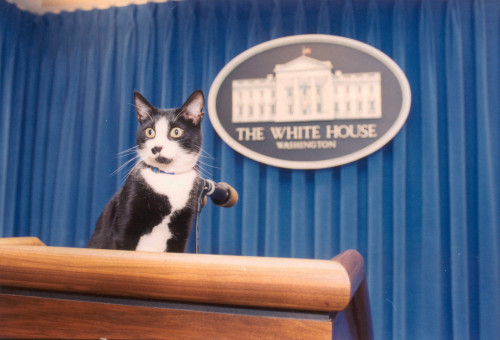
149 166 175 175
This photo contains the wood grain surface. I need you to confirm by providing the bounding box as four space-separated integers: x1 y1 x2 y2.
0 294 333 340
0 237 45 246
0 238 362 312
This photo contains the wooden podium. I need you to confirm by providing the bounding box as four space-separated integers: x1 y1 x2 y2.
0 237 372 339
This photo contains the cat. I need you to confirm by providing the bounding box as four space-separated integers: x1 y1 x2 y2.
88 90 205 252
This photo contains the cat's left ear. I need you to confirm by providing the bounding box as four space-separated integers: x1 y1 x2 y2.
180 90 205 125
134 91 154 124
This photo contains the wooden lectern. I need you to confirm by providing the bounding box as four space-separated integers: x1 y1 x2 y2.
0 237 372 339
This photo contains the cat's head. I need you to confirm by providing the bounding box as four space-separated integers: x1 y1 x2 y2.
134 90 204 174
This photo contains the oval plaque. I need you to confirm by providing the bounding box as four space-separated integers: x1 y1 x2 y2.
208 34 411 169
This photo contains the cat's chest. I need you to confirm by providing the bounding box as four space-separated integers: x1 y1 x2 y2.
140 168 197 212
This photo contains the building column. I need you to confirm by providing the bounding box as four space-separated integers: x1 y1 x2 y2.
293 77 300 119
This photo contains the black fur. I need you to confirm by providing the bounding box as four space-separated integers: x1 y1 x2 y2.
88 90 204 252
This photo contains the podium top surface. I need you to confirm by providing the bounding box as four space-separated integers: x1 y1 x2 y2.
0 237 366 312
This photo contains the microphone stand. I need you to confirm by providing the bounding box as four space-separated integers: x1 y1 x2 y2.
195 179 210 254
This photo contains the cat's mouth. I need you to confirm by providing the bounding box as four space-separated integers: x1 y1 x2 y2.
155 156 172 164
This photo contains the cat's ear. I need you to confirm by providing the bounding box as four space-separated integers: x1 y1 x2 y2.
134 91 154 123
180 90 205 125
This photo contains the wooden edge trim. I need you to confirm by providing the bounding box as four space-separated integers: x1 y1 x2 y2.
332 250 366 302
0 242 358 312
0 237 45 246
350 278 374 340
332 250 373 339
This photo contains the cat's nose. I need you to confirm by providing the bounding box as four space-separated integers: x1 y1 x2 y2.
152 146 163 154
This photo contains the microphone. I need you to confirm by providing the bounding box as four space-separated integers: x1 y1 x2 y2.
201 179 239 208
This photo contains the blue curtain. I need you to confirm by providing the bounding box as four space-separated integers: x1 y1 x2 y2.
1 0 499 338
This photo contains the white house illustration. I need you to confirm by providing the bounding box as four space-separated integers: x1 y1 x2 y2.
232 50 382 123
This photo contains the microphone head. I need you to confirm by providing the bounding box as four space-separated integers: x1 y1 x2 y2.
218 182 239 208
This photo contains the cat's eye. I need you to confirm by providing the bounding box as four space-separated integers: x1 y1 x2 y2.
145 128 156 138
170 127 184 138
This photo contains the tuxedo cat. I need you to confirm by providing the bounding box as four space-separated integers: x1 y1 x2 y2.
88 90 205 252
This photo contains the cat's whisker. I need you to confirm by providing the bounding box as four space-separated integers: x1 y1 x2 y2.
117 151 136 157
195 166 213 180
117 152 140 162
193 146 215 158
197 159 221 170
119 166 133 186
196 153 215 161
196 161 220 180
201 150 215 158
113 162 138 180
116 146 139 158
198 149 215 159
121 160 142 186
117 145 138 154
189 148 214 162
116 152 139 160
112 155 141 176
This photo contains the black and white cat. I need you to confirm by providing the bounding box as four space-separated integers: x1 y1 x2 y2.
88 90 205 252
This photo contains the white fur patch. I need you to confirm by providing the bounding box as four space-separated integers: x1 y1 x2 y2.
141 169 197 211
136 216 172 252
135 169 197 252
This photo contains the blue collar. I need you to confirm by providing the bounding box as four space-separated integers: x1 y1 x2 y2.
149 166 175 175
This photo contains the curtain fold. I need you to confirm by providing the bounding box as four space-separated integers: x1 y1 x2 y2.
473 1 500 338
418 0 445 337
445 1 470 337
390 1 408 338
1 0 499 338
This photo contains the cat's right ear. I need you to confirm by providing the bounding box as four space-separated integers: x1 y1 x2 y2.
134 91 153 123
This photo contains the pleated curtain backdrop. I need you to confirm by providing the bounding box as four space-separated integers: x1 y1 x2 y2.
1 0 499 338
